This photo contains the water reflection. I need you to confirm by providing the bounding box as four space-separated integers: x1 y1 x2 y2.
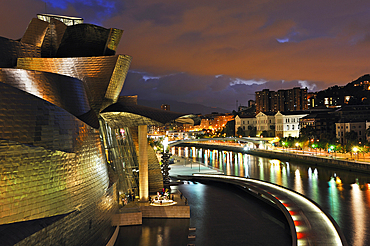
173 147 370 246
294 169 304 195
115 219 190 246
351 182 367 246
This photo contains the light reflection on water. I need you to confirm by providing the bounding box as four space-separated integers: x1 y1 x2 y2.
173 147 370 246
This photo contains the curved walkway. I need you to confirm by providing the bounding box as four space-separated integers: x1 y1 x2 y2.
182 174 348 246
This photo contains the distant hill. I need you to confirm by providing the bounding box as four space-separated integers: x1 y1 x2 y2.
315 74 370 106
137 99 229 115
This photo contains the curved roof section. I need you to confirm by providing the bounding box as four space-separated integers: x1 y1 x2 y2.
100 100 199 128
21 18 49 47
41 18 68 58
0 81 95 151
0 37 40 68
56 24 123 57
17 55 132 113
0 68 99 128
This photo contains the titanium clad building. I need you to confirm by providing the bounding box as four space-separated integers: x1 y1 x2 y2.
0 14 194 246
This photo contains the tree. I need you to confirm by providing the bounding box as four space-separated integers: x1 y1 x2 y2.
236 127 245 137
247 126 257 137
344 131 358 144
299 125 316 139
221 120 235 137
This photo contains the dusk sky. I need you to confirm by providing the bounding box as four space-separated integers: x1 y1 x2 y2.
1 0 370 111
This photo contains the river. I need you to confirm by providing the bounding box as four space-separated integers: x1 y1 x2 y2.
172 146 370 246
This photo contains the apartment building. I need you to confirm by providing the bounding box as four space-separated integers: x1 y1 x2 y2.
275 111 308 138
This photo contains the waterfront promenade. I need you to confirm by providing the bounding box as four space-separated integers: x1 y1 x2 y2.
170 156 348 246
171 139 370 174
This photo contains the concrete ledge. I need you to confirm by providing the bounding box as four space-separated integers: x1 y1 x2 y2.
113 211 142 226
106 226 120 246
141 205 190 218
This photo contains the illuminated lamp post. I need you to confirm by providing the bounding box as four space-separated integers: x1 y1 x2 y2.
295 142 299 153
353 147 358 161
312 143 317 155
282 141 286 152
329 145 336 159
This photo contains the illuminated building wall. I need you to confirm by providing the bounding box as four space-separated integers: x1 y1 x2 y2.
0 14 133 246
256 87 308 113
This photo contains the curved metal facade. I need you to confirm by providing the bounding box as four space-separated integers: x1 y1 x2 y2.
56 24 123 57
21 18 50 47
0 13 194 246
0 14 126 246
17 55 132 113
0 69 90 118
0 37 40 68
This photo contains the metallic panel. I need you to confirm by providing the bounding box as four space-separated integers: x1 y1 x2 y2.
0 37 40 68
56 24 123 57
0 81 91 152
41 18 67 58
105 28 124 53
0 83 109 226
100 98 196 128
17 55 132 112
101 111 166 128
0 68 90 118
21 18 49 47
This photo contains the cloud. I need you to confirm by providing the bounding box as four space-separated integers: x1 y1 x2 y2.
1 0 370 111
298 80 317 91
121 71 323 111
229 78 267 86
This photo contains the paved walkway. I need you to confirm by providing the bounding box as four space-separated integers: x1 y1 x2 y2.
187 174 348 246
169 156 223 177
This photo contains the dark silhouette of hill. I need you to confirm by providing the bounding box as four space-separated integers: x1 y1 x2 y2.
137 99 229 115
316 74 370 106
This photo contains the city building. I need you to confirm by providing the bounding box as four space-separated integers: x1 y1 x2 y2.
0 14 196 246
235 115 256 136
336 121 366 144
299 109 338 139
199 113 234 131
255 87 308 113
256 112 276 137
275 111 308 138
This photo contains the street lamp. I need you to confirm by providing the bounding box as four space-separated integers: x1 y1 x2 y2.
353 147 358 161
312 144 317 155
282 141 286 152
329 145 336 158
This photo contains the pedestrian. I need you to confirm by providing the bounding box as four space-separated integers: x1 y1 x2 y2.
185 198 188 205
180 193 183 199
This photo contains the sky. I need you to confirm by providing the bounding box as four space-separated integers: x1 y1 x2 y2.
1 0 370 111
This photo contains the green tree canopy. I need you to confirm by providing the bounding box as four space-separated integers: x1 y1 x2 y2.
236 126 245 137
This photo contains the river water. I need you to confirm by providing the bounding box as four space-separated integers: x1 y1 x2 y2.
173 146 370 246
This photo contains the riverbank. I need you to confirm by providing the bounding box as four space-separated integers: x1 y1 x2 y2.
173 142 370 174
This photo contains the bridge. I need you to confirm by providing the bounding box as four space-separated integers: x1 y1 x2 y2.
169 137 274 150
